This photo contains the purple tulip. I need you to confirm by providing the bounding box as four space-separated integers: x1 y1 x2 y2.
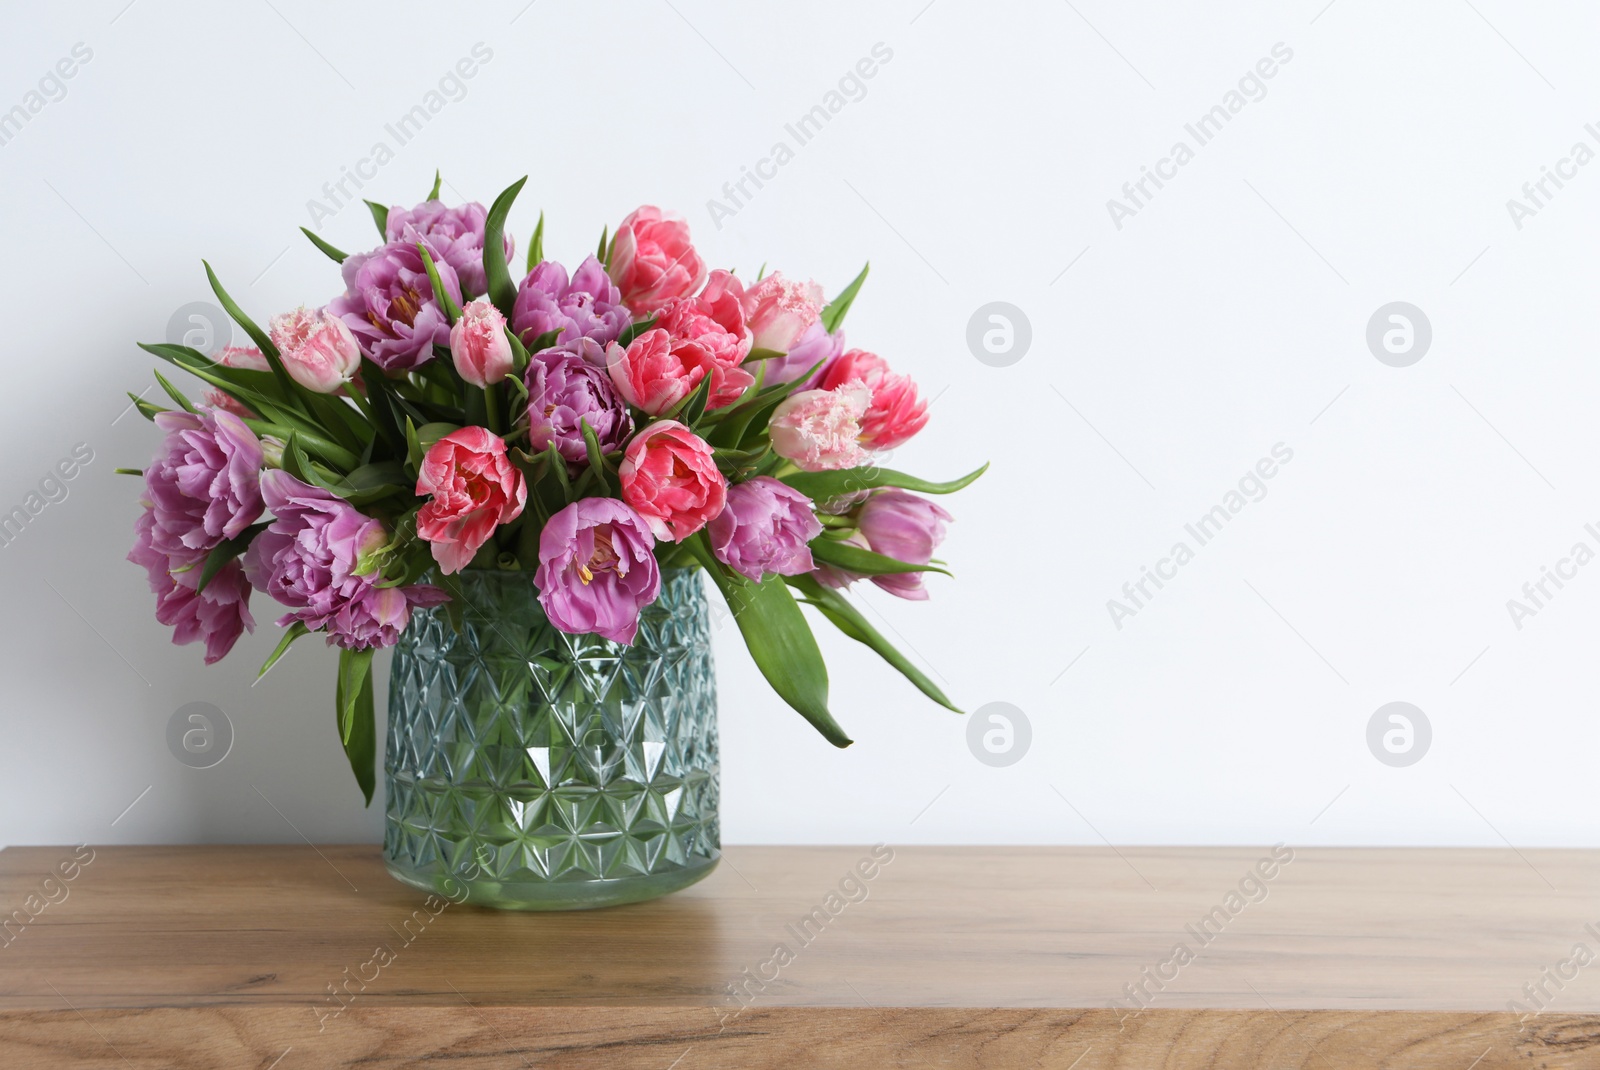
386 198 511 300
816 489 951 601
526 341 632 467
534 498 660 644
128 510 254 664
708 477 822 582
511 256 630 349
129 409 262 664
329 240 462 372
142 409 263 558
243 471 445 650
769 320 844 386
327 584 441 651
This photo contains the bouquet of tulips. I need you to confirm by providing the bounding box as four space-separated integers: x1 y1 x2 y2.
125 174 983 800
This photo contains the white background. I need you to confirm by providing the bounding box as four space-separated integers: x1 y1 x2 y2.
2 0 1596 852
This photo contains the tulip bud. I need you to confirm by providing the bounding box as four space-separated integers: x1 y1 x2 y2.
816 349 928 451
768 382 873 472
739 272 824 354
258 435 286 469
268 307 362 394
450 297 514 388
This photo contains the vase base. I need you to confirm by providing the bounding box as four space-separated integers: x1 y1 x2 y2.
382 853 720 911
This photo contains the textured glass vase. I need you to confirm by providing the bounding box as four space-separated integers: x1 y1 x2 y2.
383 568 719 910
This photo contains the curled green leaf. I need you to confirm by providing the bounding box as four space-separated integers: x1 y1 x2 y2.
300 227 347 263
484 176 527 318
782 463 989 505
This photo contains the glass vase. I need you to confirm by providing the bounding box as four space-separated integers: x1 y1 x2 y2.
383 567 719 910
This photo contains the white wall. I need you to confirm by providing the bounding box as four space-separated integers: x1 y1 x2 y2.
2 0 1595 851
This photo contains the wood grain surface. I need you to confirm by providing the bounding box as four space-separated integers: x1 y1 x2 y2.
2 844 1599 1067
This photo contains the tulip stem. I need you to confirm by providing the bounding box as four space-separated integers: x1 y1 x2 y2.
242 420 361 471
484 385 503 435
344 388 374 422
656 541 695 570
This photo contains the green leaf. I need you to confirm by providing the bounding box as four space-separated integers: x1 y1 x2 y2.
257 621 309 679
712 445 767 466
387 388 438 433
678 368 714 427
413 355 468 409
427 169 442 200
526 210 544 273
525 328 562 354
515 489 546 566
597 225 609 265
280 433 360 490
195 522 267 595
416 243 462 323
711 386 787 449
781 463 989 505
579 419 610 495
364 199 389 237
335 647 377 805
741 347 788 365
787 575 960 714
303 456 377 502
245 422 360 472
700 354 818 445
686 534 850 747
484 176 527 318
340 460 410 493
280 433 311 482
404 416 424 472
299 227 347 264
359 364 406 453
809 536 951 578
380 533 434 589
151 369 198 414
321 459 411 506
820 262 869 333
138 342 290 416
202 261 298 401
416 422 461 451
540 441 572 493
126 392 166 421
504 366 530 405
136 341 219 365
616 315 657 349
337 646 374 746
114 467 144 476
504 326 530 376
301 390 371 455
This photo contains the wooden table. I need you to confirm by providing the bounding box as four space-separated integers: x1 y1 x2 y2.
2 844 1598 1068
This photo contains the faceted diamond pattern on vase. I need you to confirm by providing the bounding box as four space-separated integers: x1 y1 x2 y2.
384 569 719 889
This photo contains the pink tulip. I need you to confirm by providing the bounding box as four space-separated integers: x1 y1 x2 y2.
608 206 707 314
449 297 514 387
619 420 727 542
817 349 929 450
769 382 873 471
607 329 696 416
655 269 751 369
268 306 361 394
415 427 526 574
214 345 270 372
739 273 823 354
202 388 255 419
607 328 754 417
